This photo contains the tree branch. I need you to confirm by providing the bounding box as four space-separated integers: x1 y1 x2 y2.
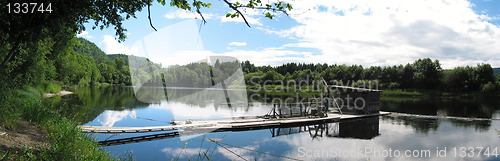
222 0 251 27
1 12 38 69
1 38 21 69
232 5 289 16
148 0 157 32
194 1 207 25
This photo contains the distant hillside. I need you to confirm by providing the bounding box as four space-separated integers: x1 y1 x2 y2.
73 38 108 63
494 67 500 76
108 54 130 66
73 38 131 66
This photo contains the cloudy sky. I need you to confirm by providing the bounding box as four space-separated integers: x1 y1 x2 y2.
78 0 500 69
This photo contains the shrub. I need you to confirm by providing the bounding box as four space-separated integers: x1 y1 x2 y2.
481 82 496 94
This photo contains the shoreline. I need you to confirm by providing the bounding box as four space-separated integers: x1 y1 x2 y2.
42 90 73 98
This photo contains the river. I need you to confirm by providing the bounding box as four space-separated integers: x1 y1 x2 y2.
48 86 500 161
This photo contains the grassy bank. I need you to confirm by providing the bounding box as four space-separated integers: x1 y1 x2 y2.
246 85 499 98
0 83 117 160
381 89 500 98
247 85 323 92
381 89 424 97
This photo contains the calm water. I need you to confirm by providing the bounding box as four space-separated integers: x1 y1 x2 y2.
49 86 500 161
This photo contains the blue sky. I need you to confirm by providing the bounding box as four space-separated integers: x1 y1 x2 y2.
78 0 500 69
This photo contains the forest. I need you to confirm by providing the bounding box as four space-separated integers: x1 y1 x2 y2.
241 59 500 94
1 37 498 95
0 37 132 88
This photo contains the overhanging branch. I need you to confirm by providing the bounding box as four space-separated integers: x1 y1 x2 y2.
148 0 157 31
223 0 251 27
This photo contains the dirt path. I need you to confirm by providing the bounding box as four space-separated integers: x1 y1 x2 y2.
0 121 49 159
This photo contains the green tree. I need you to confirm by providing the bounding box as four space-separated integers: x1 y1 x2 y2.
244 71 265 85
476 64 495 86
412 58 442 89
262 70 284 85
1 0 293 88
400 64 415 88
480 82 496 94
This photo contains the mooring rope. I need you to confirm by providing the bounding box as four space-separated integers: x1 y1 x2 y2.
208 139 303 161
388 112 499 121
103 133 121 141
134 116 174 124
210 139 248 161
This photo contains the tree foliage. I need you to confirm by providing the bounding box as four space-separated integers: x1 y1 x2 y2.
243 58 496 93
0 0 293 88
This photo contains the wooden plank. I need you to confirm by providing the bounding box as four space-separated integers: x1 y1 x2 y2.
80 123 216 133
79 112 390 133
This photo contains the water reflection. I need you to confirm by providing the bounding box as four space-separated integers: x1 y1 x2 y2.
270 117 380 140
382 113 492 134
48 86 149 124
48 86 500 160
337 117 380 139
276 118 500 161
97 117 381 146
98 110 137 127
382 115 439 134
381 96 500 119
49 86 500 133
98 117 499 160
50 86 271 127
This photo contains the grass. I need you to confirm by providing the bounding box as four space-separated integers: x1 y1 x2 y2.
98 82 112 87
35 81 62 94
381 88 500 98
381 89 423 97
0 86 118 160
247 85 323 93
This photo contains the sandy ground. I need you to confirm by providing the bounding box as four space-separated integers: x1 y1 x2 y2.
42 90 73 98
0 121 48 159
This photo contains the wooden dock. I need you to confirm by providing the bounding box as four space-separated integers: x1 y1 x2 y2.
79 112 390 133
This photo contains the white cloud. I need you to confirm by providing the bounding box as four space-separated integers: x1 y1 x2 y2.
229 42 247 46
100 35 137 55
164 9 263 26
164 9 215 20
97 110 136 127
256 0 500 68
162 147 205 158
149 101 269 120
220 15 263 26
76 31 93 39
224 47 315 67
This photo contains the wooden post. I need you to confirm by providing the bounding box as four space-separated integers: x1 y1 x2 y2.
273 104 276 118
299 103 303 116
305 102 309 116
289 104 292 117
278 104 282 118
325 99 329 113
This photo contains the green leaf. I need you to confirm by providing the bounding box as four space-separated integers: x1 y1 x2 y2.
265 12 273 19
